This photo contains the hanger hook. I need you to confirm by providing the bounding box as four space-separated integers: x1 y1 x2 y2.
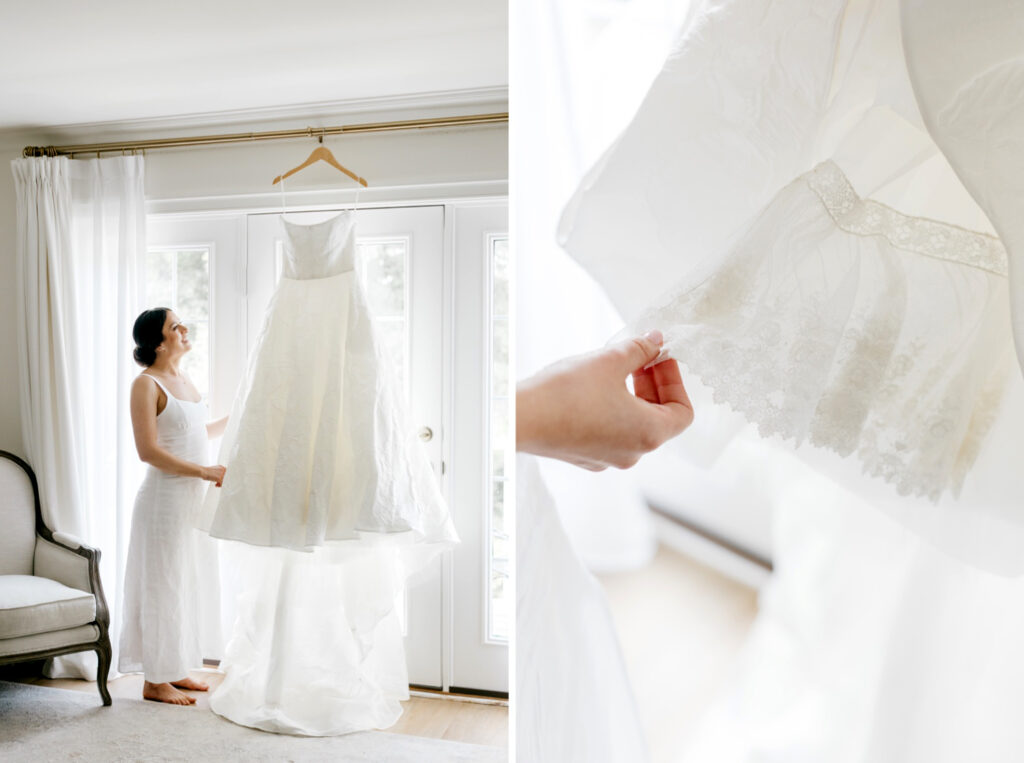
318 128 324 144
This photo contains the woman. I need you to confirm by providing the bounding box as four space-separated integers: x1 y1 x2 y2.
119 307 227 705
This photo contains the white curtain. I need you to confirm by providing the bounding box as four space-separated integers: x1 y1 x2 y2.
12 155 147 679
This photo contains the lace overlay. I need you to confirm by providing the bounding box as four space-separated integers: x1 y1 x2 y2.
806 161 1008 277
630 162 1013 501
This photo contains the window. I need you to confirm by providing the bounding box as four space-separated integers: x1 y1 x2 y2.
358 239 410 395
488 236 511 642
144 247 211 397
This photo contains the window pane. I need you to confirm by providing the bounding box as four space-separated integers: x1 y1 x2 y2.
490 533 510 642
491 397 508 447
144 247 211 399
487 235 511 643
358 239 409 401
145 250 174 308
176 250 209 319
492 319 509 396
492 479 506 535
375 319 407 396
181 320 209 399
492 238 509 318
361 241 406 317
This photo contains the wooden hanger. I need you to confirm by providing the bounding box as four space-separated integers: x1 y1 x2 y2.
272 129 368 187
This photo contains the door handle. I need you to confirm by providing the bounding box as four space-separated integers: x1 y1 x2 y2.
418 426 434 442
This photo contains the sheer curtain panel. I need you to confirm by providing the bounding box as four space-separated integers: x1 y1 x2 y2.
12 155 146 679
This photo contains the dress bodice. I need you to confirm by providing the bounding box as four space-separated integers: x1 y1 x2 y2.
280 212 356 280
143 374 209 468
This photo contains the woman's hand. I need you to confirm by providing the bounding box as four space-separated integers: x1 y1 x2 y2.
201 465 226 487
516 330 694 470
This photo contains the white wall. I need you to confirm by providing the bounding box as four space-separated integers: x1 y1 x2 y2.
0 96 508 457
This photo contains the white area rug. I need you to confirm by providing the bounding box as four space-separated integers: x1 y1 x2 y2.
0 681 505 762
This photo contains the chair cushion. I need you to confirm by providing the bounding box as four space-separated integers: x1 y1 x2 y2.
0 623 100 658
0 575 96 639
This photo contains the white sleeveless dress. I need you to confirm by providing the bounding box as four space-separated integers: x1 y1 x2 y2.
119 375 210 683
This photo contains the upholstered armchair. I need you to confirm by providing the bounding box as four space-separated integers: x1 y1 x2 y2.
0 450 112 705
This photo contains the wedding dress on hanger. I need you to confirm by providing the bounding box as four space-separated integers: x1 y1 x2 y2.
201 211 455 555
202 210 457 735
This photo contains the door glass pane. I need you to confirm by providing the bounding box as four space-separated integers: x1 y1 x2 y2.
358 238 409 397
144 247 211 399
357 237 410 635
488 236 511 643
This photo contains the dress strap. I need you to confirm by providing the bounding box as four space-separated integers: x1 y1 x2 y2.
141 373 199 404
141 373 171 397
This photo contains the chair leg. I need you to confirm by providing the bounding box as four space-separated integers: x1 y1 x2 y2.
95 637 112 706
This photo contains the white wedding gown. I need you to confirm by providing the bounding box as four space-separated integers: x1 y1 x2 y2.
204 212 457 736
202 211 455 554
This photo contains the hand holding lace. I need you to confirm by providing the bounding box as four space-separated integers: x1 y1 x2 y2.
516 330 695 470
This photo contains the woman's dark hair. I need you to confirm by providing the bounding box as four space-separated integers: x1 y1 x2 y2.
132 307 171 367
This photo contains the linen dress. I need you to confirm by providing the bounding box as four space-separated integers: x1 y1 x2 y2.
119 375 210 683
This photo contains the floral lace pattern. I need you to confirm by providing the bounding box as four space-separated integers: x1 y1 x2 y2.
807 161 1008 276
630 162 1013 501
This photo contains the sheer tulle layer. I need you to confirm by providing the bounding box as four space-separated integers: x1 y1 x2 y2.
629 162 1013 501
208 544 409 736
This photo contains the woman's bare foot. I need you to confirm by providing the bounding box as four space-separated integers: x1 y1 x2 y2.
143 680 195 705
171 676 209 692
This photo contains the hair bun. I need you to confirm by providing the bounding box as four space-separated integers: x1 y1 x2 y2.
133 345 157 367
131 307 171 368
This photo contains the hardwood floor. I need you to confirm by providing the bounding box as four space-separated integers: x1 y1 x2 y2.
12 670 508 748
598 544 759 763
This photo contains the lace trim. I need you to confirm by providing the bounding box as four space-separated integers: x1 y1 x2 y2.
805 161 1008 277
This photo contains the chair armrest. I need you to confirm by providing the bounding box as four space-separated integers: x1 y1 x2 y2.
52 530 86 550
34 535 96 595
33 534 110 630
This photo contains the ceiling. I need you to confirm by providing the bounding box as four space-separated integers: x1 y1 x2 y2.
0 0 507 130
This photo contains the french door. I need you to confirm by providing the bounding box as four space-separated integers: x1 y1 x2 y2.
147 201 508 693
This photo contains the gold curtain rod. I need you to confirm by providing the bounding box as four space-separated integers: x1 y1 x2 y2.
22 112 508 158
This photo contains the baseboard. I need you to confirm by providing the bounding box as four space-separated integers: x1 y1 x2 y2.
649 504 773 590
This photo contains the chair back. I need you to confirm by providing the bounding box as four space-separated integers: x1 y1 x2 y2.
0 452 39 575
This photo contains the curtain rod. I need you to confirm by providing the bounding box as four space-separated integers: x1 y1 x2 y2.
22 112 508 158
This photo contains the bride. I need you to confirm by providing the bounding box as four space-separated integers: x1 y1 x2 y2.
119 307 227 705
